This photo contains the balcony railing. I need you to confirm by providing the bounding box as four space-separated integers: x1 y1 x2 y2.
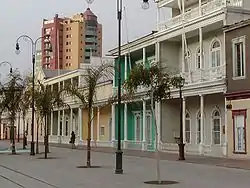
158 0 243 31
182 65 225 84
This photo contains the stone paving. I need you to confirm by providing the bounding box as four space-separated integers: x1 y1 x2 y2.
0 141 250 188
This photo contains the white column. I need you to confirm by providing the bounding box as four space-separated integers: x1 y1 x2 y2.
111 104 116 145
70 108 73 133
62 110 65 136
91 108 94 142
199 0 202 15
57 110 60 136
199 94 204 154
124 54 128 79
50 111 53 136
223 97 228 156
78 107 82 141
156 7 160 30
142 100 147 151
155 42 160 64
143 47 146 65
97 107 100 141
124 103 128 142
183 97 186 143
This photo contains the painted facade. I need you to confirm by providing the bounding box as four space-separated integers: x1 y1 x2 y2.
224 19 250 159
108 0 250 157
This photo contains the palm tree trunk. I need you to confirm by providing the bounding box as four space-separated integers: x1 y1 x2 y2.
44 116 48 159
150 91 161 184
86 106 91 168
22 117 26 149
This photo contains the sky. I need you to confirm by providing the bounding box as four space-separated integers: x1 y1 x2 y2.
0 0 161 76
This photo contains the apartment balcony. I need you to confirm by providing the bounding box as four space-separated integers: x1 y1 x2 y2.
182 65 225 84
158 0 243 32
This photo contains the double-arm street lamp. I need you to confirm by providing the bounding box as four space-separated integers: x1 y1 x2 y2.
15 35 52 156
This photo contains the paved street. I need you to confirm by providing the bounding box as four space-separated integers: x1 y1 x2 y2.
0 141 250 188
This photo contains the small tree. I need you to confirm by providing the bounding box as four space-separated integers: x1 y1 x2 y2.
34 82 68 159
66 64 113 168
0 72 25 154
124 63 182 184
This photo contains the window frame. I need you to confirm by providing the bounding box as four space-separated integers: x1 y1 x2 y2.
134 112 142 141
232 109 247 154
211 109 221 145
210 39 221 67
196 47 203 70
232 36 246 80
185 111 191 144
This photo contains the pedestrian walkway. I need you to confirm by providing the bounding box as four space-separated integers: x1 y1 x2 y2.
0 145 250 188
0 140 30 154
48 142 250 170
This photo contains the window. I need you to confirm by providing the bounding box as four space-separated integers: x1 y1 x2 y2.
100 126 105 136
185 112 191 143
212 110 221 145
196 48 203 69
233 110 246 153
134 113 141 141
184 49 191 72
211 40 221 67
145 113 152 143
197 111 201 144
232 36 246 78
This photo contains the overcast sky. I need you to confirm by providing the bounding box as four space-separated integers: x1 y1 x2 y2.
0 0 166 76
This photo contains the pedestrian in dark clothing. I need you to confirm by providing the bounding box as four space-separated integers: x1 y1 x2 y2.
69 131 76 149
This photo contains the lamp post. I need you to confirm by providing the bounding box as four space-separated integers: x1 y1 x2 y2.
178 76 185 160
15 35 52 156
0 61 13 143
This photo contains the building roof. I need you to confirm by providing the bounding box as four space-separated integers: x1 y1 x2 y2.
42 69 71 79
107 30 157 56
223 18 250 32
83 8 97 20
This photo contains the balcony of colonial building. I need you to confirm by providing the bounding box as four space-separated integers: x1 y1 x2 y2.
156 0 245 35
160 29 226 92
156 0 242 8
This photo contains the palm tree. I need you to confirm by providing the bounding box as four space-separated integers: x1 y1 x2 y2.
34 81 68 159
66 64 113 168
124 63 182 184
0 71 25 154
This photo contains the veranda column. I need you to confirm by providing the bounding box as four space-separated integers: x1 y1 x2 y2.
124 54 127 79
199 27 203 81
62 110 65 137
97 107 100 142
50 111 53 136
70 108 73 134
155 42 160 64
50 84 53 136
111 104 116 147
199 94 204 154
78 107 83 143
57 110 60 143
142 100 147 151
123 103 128 149
223 97 228 156
143 47 146 65
183 97 186 143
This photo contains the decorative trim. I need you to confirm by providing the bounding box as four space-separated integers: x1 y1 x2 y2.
225 90 250 100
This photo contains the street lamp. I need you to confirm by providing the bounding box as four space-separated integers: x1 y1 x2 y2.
15 35 52 156
177 76 185 160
